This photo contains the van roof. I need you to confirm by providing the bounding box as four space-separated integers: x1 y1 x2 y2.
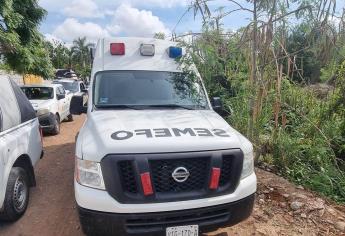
53 79 79 83
92 37 182 77
21 84 61 89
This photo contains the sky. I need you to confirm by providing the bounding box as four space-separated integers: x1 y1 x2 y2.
38 0 345 45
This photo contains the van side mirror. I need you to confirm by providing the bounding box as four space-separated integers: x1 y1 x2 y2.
70 95 87 115
57 94 65 100
211 97 222 110
211 97 227 116
89 47 95 61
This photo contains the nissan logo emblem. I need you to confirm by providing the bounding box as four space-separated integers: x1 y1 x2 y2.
171 167 190 183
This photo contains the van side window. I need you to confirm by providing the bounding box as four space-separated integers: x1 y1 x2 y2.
9 79 36 123
0 76 21 130
0 107 3 132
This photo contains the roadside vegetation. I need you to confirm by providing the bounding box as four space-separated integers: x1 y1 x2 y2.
0 0 54 78
44 37 93 81
180 0 345 202
0 0 92 80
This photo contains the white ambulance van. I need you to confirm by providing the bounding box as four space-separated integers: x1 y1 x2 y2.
0 76 43 221
70 38 256 236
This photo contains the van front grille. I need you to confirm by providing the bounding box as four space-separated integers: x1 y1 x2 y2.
118 161 138 194
101 149 244 204
150 158 209 193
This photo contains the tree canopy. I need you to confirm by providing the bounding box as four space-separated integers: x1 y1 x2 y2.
0 0 54 78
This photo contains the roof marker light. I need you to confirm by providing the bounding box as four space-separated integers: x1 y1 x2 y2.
168 46 182 58
140 44 155 56
110 43 125 55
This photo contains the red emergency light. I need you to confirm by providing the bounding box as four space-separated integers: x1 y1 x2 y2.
209 168 221 190
110 43 125 55
140 172 154 196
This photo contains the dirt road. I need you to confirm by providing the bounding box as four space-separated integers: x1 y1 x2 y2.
1 115 345 236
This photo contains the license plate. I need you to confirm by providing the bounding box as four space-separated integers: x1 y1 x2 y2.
166 225 199 236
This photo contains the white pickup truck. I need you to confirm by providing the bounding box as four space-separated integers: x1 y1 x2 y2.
71 38 256 236
21 84 73 135
53 79 87 96
0 75 43 221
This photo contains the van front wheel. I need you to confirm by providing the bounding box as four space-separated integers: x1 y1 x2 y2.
0 167 30 221
67 114 73 122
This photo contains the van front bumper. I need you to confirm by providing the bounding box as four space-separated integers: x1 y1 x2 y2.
75 172 256 213
78 193 255 236
75 173 256 235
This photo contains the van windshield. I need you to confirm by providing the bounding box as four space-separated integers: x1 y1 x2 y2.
93 71 209 110
21 87 54 100
53 81 79 93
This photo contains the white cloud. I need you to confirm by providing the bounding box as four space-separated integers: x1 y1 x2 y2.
107 4 170 37
44 33 62 44
44 34 73 48
331 16 341 27
127 0 187 8
52 18 110 42
63 0 103 18
39 0 187 13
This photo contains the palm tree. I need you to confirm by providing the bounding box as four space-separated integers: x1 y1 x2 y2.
71 37 93 81
71 37 92 68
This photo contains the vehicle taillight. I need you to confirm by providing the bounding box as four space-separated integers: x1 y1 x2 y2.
140 172 153 196
209 168 221 190
110 43 125 55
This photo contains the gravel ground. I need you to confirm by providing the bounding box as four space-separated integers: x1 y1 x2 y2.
1 114 345 236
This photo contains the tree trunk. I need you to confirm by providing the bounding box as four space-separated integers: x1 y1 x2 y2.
248 0 258 140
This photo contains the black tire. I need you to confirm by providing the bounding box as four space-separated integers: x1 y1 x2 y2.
51 114 60 135
67 114 74 122
0 167 30 221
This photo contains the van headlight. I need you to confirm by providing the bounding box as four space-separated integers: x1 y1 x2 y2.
75 158 105 190
241 151 254 179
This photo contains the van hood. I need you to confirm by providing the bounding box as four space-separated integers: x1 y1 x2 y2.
29 99 54 111
79 110 253 161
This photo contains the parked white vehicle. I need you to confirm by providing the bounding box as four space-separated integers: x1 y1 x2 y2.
21 84 72 135
53 79 87 96
71 38 256 236
0 76 43 221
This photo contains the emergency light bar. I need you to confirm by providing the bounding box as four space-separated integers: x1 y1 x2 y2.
140 44 155 56
168 46 182 58
110 43 125 55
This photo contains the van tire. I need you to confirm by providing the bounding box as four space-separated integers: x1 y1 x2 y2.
67 114 74 122
51 115 60 135
0 167 30 221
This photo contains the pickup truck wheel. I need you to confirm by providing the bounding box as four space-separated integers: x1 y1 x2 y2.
51 115 60 135
67 114 74 122
0 167 29 221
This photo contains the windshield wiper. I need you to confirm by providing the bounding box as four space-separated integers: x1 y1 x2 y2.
146 104 196 110
95 105 144 110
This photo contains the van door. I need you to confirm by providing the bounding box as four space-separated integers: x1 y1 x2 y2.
59 87 69 119
56 87 67 120
0 107 5 207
